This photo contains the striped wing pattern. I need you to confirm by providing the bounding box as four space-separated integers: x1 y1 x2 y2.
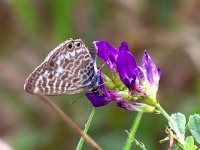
24 39 98 95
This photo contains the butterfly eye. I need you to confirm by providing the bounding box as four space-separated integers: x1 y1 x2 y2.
67 42 73 50
75 42 81 48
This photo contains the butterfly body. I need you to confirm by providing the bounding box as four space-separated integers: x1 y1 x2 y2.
24 39 99 95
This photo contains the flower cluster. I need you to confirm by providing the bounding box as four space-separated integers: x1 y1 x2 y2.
86 41 161 112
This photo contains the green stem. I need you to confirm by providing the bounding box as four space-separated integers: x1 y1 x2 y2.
76 108 96 150
155 103 185 147
123 111 143 150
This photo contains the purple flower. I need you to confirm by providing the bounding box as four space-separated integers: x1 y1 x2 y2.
116 100 141 111
94 41 119 71
86 41 161 111
86 93 111 107
95 41 140 90
136 50 161 102
141 50 160 88
86 71 154 112
116 42 138 90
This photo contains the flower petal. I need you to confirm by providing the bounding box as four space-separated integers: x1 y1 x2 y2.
94 41 119 71
98 70 111 97
116 100 141 111
141 50 160 86
116 42 138 89
119 42 129 52
86 93 111 107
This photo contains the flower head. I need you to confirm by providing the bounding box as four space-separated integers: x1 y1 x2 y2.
86 41 161 112
138 50 161 102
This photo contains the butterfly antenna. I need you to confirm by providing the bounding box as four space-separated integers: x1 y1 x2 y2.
85 101 91 123
100 62 106 70
71 93 85 104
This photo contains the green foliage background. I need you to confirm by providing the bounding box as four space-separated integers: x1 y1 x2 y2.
0 0 200 149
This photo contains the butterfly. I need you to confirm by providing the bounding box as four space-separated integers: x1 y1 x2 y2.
24 39 99 95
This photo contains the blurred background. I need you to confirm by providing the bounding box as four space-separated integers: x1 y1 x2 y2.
0 0 200 149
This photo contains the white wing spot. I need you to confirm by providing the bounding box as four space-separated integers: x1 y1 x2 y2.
76 48 82 54
59 55 64 60
57 67 63 73
44 70 48 75
55 73 59 77
53 79 58 91
34 87 40 94
69 51 75 57
65 52 70 59
59 81 63 91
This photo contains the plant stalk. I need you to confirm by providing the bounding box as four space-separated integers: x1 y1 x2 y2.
76 108 96 150
123 111 143 150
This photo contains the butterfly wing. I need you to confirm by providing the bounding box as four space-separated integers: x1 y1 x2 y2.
24 39 98 95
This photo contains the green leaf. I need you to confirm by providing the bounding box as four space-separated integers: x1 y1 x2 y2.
188 114 200 144
170 113 186 138
185 136 198 150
